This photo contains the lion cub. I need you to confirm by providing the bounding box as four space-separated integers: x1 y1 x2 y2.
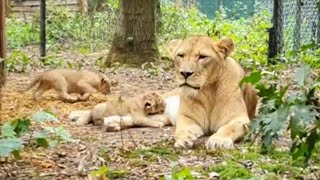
69 92 167 129
22 69 111 102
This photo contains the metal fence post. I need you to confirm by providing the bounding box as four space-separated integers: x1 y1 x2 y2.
0 0 6 123
268 0 284 63
40 0 46 59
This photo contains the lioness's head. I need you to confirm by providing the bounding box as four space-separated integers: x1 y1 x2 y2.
168 36 234 96
142 92 165 115
99 77 111 95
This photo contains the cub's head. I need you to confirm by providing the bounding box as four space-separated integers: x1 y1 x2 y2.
142 92 165 115
99 77 111 95
168 36 234 96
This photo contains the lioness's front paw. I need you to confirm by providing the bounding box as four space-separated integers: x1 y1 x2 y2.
206 134 234 150
174 139 194 149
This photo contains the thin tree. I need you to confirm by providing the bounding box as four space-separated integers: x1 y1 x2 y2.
106 0 159 66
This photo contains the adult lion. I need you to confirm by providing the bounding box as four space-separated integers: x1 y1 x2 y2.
168 36 258 150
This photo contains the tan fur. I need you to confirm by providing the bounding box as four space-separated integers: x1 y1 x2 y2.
168 36 258 150
22 69 111 102
70 92 168 130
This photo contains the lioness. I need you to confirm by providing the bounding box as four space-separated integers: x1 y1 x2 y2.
168 36 258 150
21 69 111 102
68 92 168 130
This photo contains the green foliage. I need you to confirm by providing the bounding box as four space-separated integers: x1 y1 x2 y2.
0 111 73 158
32 110 59 123
245 65 320 165
6 16 39 49
209 162 252 180
162 166 195 180
287 43 320 68
90 165 128 179
0 138 24 157
6 51 31 72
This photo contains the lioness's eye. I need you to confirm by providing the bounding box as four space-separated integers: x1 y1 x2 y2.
177 53 184 58
199 55 207 59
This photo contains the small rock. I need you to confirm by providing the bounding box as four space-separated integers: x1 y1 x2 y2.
208 171 219 178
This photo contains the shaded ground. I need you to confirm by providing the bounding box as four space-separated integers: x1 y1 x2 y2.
1 57 320 179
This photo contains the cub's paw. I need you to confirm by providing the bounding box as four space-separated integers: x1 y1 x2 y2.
206 134 234 150
68 111 91 125
151 121 165 128
104 122 121 132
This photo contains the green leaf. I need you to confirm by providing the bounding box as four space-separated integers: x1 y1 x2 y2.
294 65 310 86
290 105 317 123
54 127 73 142
90 165 109 176
11 150 21 159
49 140 59 147
240 71 262 86
36 138 49 148
0 138 24 157
1 123 17 138
32 110 59 123
10 118 31 137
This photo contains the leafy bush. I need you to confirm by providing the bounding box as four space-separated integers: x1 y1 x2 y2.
5 51 30 72
244 65 320 165
6 16 39 49
0 110 73 159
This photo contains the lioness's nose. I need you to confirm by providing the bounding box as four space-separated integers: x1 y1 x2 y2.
180 71 194 79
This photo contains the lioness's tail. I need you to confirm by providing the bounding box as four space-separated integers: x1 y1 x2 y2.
18 75 41 92
242 83 258 120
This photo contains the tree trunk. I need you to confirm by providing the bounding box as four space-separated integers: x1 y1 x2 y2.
78 0 88 15
106 0 159 66
268 0 284 64
0 0 7 123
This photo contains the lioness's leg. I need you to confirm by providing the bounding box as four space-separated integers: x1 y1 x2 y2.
77 80 98 101
174 116 204 149
206 116 250 150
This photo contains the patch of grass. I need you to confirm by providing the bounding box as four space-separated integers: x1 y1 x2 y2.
124 146 179 161
209 161 252 180
107 169 128 179
98 146 110 161
128 159 150 168
80 136 98 142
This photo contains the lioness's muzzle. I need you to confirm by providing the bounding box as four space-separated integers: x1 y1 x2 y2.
179 83 200 89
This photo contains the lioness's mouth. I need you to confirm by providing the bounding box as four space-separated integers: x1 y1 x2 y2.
179 83 200 90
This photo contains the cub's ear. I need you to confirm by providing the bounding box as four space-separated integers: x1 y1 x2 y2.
167 39 182 59
101 77 109 84
217 38 235 57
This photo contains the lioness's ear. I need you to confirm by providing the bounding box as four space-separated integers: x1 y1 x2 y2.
167 39 182 59
217 38 235 57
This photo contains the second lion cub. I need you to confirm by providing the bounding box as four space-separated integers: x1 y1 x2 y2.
22 69 111 102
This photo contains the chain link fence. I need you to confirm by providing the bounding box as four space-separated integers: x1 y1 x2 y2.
198 0 319 52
